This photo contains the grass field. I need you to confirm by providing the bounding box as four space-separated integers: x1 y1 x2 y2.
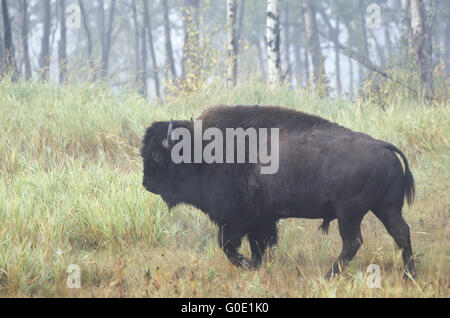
0 79 448 297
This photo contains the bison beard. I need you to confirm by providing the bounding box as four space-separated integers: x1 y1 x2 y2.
141 105 416 279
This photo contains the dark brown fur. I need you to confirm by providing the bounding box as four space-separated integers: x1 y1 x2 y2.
141 105 416 278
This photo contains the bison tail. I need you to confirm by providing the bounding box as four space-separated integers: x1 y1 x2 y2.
382 143 415 206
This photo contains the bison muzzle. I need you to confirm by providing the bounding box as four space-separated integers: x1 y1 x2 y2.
140 105 416 278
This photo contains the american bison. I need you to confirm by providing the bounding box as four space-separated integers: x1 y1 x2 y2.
141 105 415 278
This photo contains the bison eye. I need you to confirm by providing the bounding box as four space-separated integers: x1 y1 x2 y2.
152 151 165 165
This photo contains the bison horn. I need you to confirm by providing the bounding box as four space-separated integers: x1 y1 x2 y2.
162 119 174 149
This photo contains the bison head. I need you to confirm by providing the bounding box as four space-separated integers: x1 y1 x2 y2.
140 119 194 208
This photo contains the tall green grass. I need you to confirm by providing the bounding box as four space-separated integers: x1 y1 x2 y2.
0 79 448 297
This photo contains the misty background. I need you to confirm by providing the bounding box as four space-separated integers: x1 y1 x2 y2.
1 0 449 100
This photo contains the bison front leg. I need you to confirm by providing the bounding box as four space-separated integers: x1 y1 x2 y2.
218 224 252 269
248 220 278 268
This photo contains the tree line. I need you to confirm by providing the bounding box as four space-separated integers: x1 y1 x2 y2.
1 0 448 101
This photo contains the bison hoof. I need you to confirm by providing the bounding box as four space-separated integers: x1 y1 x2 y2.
325 270 339 280
235 255 253 269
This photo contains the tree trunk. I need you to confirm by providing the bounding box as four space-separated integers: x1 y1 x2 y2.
2 0 17 81
236 0 245 51
317 8 342 93
283 4 292 84
369 28 386 67
140 10 147 98
98 0 105 78
99 0 116 80
39 0 51 81
143 0 161 98
162 0 177 81
303 43 310 86
131 0 140 86
348 55 354 99
0 32 3 64
385 23 392 61
226 0 238 87
181 0 200 88
359 0 369 61
105 0 116 79
446 21 450 72
359 0 370 84
20 0 32 80
266 0 281 87
79 0 95 81
49 1 59 62
58 0 67 84
300 4 309 86
334 18 341 97
255 38 266 80
293 29 304 87
302 0 327 96
410 0 433 96
400 0 412 52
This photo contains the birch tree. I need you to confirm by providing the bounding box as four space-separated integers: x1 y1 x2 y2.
226 0 237 87
266 0 281 87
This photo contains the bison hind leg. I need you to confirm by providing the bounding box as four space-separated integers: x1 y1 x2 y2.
326 211 365 279
372 205 415 279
